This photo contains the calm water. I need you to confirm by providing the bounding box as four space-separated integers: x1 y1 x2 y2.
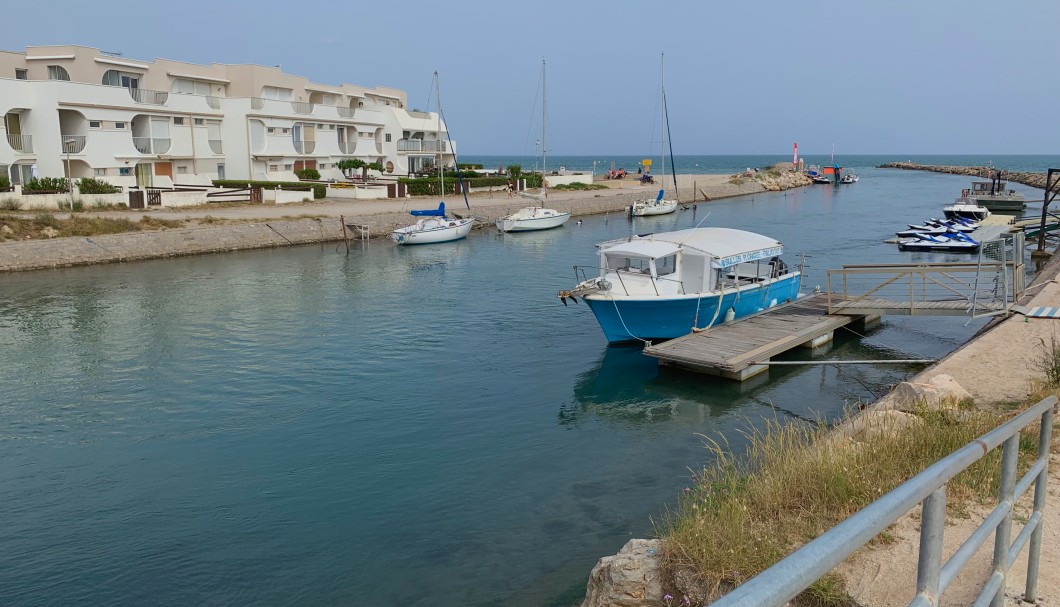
0 164 1039 606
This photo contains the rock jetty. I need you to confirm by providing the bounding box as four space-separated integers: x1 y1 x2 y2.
878 161 1056 191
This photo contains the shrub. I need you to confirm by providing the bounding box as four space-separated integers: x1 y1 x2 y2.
77 177 122 194
71 199 84 212
337 158 365 171
312 184 326 199
552 182 608 191
212 179 310 192
23 177 69 193
507 164 522 177
295 168 321 181
0 175 10 191
458 163 483 170
0 197 21 211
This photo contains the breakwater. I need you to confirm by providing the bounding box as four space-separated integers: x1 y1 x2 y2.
878 161 1056 191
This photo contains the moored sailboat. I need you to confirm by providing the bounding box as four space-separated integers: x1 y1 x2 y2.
628 54 679 218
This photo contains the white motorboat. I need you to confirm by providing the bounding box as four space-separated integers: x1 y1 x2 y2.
968 175 1025 213
897 231 980 253
558 227 802 343
391 202 473 245
629 190 679 217
496 206 570 232
496 61 571 233
943 190 991 222
840 173 859 184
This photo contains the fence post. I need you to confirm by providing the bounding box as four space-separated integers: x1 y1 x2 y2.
1025 406 1054 602
915 487 946 603
990 434 1019 607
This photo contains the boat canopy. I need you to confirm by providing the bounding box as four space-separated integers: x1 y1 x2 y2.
602 228 783 268
410 202 445 216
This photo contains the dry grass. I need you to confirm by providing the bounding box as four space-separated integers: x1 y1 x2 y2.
0 211 185 240
660 405 1042 606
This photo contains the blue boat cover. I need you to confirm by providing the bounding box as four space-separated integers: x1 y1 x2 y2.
410 202 445 217
655 190 664 202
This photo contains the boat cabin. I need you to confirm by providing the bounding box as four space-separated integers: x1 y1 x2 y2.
971 180 1014 196
596 228 788 297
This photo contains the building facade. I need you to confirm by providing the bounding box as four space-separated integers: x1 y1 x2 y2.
0 45 455 188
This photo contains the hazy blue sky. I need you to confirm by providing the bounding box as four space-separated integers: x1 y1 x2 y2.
10 0 1060 156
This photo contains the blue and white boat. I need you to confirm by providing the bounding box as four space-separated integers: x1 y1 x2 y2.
559 227 802 344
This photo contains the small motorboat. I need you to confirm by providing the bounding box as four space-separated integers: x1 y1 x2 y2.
897 231 980 253
496 206 571 232
926 218 977 232
558 227 801 343
391 202 474 245
943 190 991 222
810 174 831 184
628 189 678 217
840 173 859 184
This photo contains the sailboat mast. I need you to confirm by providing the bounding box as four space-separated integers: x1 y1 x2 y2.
434 71 443 200
659 53 665 182
542 59 547 178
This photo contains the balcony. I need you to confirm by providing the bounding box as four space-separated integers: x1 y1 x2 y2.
291 101 315 115
293 140 316 154
337 107 356 118
208 139 223 154
133 137 172 154
60 135 86 154
397 139 447 153
338 141 356 154
205 96 221 110
6 133 33 153
128 88 169 105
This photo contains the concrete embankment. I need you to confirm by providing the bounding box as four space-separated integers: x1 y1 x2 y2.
0 169 810 272
879 161 1054 190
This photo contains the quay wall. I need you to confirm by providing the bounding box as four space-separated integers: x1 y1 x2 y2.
878 162 1055 191
0 171 810 272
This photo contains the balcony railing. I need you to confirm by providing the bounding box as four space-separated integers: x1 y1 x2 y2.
208 139 223 154
250 97 265 110
128 88 169 105
6 133 32 153
337 107 356 118
397 138 447 152
291 101 315 115
133 137 171 154
205 96 221 110
293 140 316 154
61 135 86 154
338 141 356 154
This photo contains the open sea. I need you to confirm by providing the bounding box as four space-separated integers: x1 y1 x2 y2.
0 156 1052 606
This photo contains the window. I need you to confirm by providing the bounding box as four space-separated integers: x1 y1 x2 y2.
282 128 289 134
656 255 677 277
173 78 213 96
269 165 279 171
173 117 185 125
317 124 324 129
385 133 392 142
194 118 204 126
15 69 27 80
217 163 225 180
267 127 275 134
119 167 132 176
176 166 188 174
284 164 293 171
94 168 108 177
89 121 101 128
114 122 125 129
48 65 70 81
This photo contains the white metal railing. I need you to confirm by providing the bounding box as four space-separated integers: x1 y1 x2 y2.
250 97 265 110
293 140 316 154
291 101 315 114
708 396 1056 607
337 107 356 118
6 133 32 152
205 96 221 109
128 88 169 105
208 139 222 154
61 135 86 153
132 137 171 154
397 138 447 152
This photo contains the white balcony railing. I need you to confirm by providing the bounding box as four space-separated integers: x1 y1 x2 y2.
208 139 222 154
293 140 316 154
132 137 171 154
291 101 315 115
337 107 356 118
397 138 447 152
6 133 32 153
60 135 86 153
338 141 356 154
205 96 221 110
128 88 169 105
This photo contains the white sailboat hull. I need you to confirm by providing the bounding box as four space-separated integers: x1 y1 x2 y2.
629 199 678 217
391 217 474 245
496 207 571 232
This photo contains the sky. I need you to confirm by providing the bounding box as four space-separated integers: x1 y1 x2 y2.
8 0 1060 156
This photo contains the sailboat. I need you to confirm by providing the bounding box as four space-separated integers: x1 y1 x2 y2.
496 60 571 233
391 72 474 245
628 54 679 218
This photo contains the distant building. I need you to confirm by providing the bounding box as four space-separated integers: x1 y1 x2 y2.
0 45 455 187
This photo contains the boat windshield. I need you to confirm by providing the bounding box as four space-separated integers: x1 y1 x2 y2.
606 254 652 274
655 254 676 277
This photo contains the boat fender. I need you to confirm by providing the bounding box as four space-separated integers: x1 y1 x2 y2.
724 308 736 323
769 298 777 308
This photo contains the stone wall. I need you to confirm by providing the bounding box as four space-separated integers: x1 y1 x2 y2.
878 162 1056 191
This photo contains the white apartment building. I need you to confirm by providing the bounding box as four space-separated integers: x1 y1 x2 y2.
0 45 456 188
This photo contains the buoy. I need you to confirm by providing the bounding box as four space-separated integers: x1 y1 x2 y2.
769 298 777 308
724 308 736 323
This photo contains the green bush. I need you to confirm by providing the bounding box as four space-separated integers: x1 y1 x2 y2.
0 175 10 191
313 184 326 199
77 177 121 194
24 177 70 193
295 168 321 181
552 182 608 191
507 164 522 177
458 163 483 170
212 179 311 192
337 158 365 171
398 175 510 196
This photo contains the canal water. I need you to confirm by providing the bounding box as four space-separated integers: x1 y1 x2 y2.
0 167 1039 606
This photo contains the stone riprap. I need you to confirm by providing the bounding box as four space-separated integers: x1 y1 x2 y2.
878 162 1057 191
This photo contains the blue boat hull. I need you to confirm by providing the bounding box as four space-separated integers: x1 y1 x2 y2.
583 274 802 343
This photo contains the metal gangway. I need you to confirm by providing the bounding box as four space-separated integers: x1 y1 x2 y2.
708 396 1055 607
826 235 1026 319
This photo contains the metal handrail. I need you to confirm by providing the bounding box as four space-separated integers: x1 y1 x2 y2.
291 101 315 114
128 88 169 105
708 396 1056 607
6 133 33 152
60 135 86 153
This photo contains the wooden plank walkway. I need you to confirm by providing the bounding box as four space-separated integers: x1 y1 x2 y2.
643 294 857 380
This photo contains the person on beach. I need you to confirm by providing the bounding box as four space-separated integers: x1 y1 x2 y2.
507 181 514 198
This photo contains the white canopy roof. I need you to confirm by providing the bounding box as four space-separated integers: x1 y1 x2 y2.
600 228 783 267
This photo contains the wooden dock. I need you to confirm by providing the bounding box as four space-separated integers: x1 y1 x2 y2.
643 295 869 381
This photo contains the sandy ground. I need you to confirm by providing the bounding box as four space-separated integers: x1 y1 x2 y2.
836 273 1060 605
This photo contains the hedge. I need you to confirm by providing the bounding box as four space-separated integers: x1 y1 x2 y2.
398 175 511 196
295 168 321 180
77 177 122 194
211 180 327 200
24 177 70 193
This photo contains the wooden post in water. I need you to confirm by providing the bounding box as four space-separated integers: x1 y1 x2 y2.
340 215 350 255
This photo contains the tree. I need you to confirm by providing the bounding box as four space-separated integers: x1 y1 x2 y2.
337 158 366 179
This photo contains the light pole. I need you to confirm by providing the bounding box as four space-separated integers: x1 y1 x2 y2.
63 138 76 210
